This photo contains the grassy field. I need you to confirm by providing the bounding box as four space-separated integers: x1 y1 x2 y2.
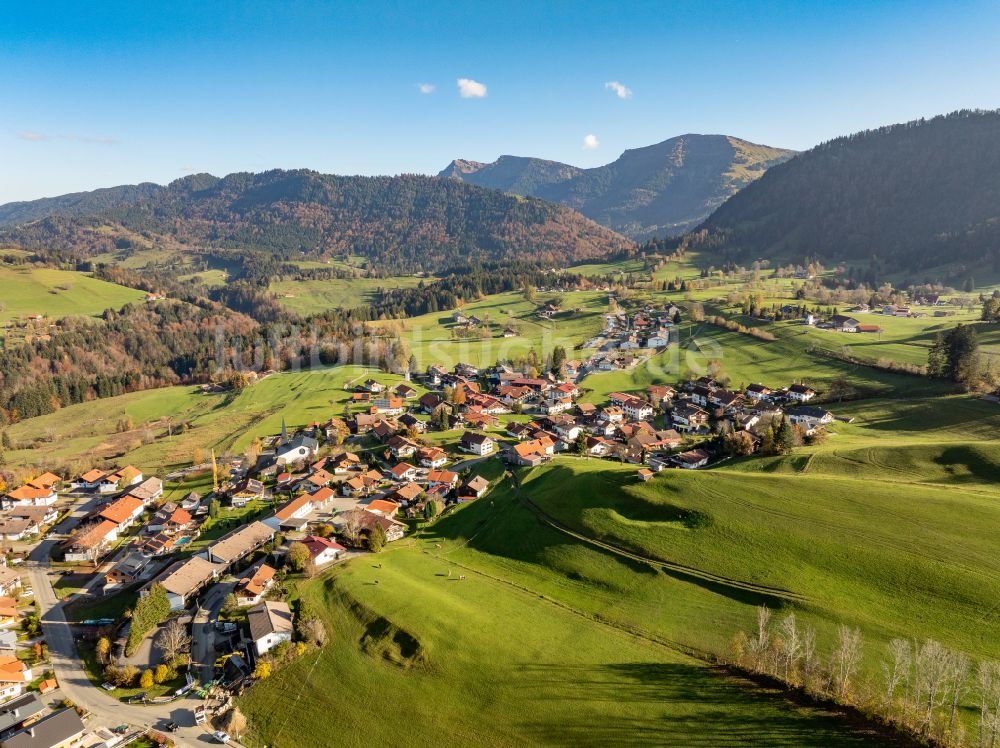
270 275 426 313
388 290 610 369
0 266 145 327
3 366 428 473
239 546 897 748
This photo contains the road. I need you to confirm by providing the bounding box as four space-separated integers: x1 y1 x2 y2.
192 581 237 684
27 538 245 746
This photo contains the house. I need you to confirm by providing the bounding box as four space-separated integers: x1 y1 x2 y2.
459 432 496 456
330 452 362 474
671 449 711 469
857 324 881 333
371 419 401 441
364 499 401 518
204 521 275 569
786 405 835 434
24 473 59 492
709 390 744 412
0 694 44 737
372 397 406 416
419 393 443 414
388 462 419 482
786 384 817 402
355 510 406 543
299 536 345 567
637 468 654 482
62 520 118 563
458 475 490 500
126 477 164 505
97 465 143 495
506 422 534 440
350 413 380 434
830 314 861 332
103 552 150 589
0 519 38 543
426 470 459 488
398 413 426 433
341 470 383 497
362 379 386 393
508 439 552 467
648 385 675 407
584 436 614 457
274 494 315 527
416 446 448 469
1 486 56 510
386 435 418 460
0 570 19 601
234 564 277 606
229 479 266 508
388 482 423 505
98 495 145 529
0 657 29 703
393 383 418 399
247 601 294 657
671 402 708 432
71 469 107 491
745 383 772 401
275 436 319 465
150 556 223 611
1 707 84 748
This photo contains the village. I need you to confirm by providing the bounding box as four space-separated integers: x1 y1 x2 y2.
0 301 838 748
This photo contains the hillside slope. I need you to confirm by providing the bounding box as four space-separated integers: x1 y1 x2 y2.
440 134 795 239
0 182 159 227
695 110 1000 278
0 170 630 272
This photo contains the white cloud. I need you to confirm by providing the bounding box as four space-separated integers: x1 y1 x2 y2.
457 78 487 98
417 83 435 94
604 80 633 99
582 134 599 150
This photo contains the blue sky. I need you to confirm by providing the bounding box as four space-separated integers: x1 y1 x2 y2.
2 0 999 203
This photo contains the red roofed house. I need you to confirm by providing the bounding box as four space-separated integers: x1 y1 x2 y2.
98 495 145 530
300 536 346 567
388 462 418 482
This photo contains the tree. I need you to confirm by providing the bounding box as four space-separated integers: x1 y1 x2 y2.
929 323 981 388
826 376 857 403
120 664 140 687
139 669 154 689
155 618 191 663
423 501 438 521
153 663 170 684
253 662 272 680
95 636 111 665
575 432 589 456
723 430 756 457
126 584 171 657
287 542 312 573
829 625 863 701
367 523 387 552
0 432 10 450
775 417 796 454
208 498 220 519
982 296 1000 322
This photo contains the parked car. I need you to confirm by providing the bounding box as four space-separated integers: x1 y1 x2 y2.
101 682 116 691
212 731 231 744
165 721 179 733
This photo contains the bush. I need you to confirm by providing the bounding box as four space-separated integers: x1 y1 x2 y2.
153 664 170 684
139 669 154 689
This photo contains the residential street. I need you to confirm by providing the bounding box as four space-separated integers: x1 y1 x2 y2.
26 538 246 747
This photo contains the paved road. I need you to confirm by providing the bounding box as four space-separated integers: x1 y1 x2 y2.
26 539 243 746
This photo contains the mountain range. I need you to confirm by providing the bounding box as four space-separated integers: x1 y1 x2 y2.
439 134 796 239
0 170 629 272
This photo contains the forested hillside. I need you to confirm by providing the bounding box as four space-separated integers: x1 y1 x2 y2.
0 170 629 272
694 110 1000 279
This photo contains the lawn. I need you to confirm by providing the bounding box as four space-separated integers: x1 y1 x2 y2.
0 266 145 328
239 548 896 748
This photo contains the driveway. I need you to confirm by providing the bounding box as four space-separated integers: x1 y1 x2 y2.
26 539 247 747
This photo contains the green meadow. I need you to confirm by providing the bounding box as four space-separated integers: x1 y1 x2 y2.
0 266 145 327
270 274 427 314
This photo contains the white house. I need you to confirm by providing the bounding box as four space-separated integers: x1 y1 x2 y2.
459 432 496 456
786 405 834 434
786 384 817 402
247 601 294 656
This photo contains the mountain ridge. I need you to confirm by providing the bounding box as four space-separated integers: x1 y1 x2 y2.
0 169 631 272
439 134 796 239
